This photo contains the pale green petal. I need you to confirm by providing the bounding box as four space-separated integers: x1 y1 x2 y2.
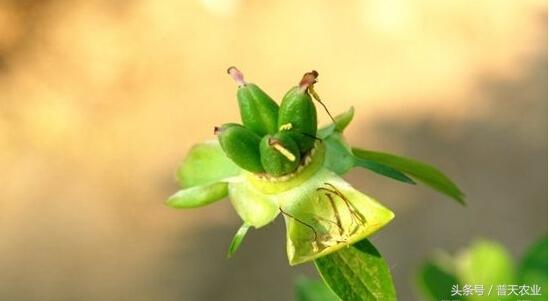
225 141 393 265
228 179 279 228
227 141 325 228
279 168 394 266
166 182 228 208
177 140 240 188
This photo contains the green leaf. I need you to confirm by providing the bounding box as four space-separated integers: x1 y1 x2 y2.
317 123 336 140
314 239 396 301
417 259 462 301
352 148 465 205
354 159 415 184
227 223 251 258
166 182 228 208
295 277 340 301
323 133 414 184
176 141 240 188
456 240 515 301
518 236 547 301
318 107 355 138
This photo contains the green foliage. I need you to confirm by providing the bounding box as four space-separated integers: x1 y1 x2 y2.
417 237 548 301
456 241 515 301
323 132 415 184
353 158 416 184
295 277 340 301
352 148 465 204
315 239 396 301
417 259 461 301
518 237 548 300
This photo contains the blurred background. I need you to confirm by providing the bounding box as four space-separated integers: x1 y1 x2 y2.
0 0 547 300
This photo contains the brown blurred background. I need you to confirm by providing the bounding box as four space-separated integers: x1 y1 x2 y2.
0 0 547 300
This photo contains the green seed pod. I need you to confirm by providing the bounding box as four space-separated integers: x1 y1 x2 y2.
215 123 265 173
278 71 319 153
228 67 279 136
278 86 317 153
260 132 301 177
214 123 240 149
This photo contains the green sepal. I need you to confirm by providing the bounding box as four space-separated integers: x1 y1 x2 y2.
318 106 355 138
323 132 355 175
315 239 397 301
166 182 228 208
352 148 466 204
317 124 336 140
227 223 251 258
176 141 240 188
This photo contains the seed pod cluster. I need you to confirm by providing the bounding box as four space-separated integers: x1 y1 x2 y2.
216 67 320 177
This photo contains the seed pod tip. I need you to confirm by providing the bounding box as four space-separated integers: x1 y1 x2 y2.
299 70 319 91
227 66 246 86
